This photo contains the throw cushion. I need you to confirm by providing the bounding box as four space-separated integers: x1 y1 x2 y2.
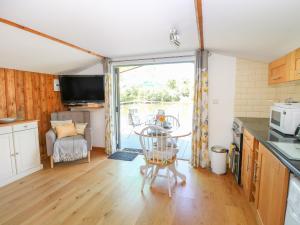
75 123 88 135
56 123 78 139
51 120 73 133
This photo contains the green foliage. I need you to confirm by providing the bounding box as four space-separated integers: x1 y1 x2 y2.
120 79 192 103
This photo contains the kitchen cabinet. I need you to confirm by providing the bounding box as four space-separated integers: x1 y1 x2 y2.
291 48 300 81
241 129 254 200
0 127 16 183
0 121 43 187
268 48 300 84
13 125 40 173
256 143 289 225
269 54 291 84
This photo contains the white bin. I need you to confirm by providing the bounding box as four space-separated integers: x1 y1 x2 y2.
210 146 227 175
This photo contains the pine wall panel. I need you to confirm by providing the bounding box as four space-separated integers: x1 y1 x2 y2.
0 68 65 159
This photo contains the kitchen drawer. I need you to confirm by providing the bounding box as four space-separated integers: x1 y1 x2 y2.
244 129 254 147
0 126 12 135
13 122 37 132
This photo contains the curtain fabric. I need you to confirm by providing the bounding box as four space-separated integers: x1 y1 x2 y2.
191 50 209 168
103 58 115 155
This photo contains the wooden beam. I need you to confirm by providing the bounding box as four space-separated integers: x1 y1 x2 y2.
195 0 204 49
0 17 104 59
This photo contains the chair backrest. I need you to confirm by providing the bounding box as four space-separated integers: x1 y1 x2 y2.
139 125 177 164
164 115 180 129
51 111 91 128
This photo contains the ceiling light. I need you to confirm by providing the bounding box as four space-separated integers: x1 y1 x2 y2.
170 28 181 47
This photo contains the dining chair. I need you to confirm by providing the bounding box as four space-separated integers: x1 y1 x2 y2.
164 115 180 129
139 125 178 197
128 108 144 137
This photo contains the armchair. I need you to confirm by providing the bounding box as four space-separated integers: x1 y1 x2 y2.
46 111 92 168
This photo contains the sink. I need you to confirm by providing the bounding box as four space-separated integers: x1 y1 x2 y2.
268 142 300 160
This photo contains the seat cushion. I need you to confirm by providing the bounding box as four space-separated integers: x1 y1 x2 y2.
53 135 88 163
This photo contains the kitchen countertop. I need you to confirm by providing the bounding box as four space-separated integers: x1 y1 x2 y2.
236 117 300 177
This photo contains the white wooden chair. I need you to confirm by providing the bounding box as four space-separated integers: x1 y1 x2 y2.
139 125 178 197
164 115 180 130
128 108 144 137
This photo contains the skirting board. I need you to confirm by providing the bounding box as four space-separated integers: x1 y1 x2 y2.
0 164 43 188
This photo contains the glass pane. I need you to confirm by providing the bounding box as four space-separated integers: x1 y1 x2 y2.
271 110 281 126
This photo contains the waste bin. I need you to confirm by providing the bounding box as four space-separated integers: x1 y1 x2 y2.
210 146 227 175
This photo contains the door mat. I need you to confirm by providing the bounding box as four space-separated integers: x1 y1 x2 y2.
108 151 138 161
122 148 143 154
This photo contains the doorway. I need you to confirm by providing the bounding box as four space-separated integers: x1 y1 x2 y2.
114 62 194 160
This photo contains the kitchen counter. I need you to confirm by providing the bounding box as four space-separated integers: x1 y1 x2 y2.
236 117 300 177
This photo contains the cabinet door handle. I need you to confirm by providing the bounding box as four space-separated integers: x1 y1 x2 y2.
10 153 15 157
15 152 19 155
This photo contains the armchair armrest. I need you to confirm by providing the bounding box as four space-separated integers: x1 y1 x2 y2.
46 129 56 156
84 127 92 151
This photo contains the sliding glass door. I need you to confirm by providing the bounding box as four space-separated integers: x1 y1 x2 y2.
113 61 194 160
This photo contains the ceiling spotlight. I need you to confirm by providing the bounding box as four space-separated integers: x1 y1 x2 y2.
170 28 181 47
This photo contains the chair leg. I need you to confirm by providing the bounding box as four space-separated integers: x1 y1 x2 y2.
50 156 54 169
170 163 177 183
141 164 149 192
87 151 91 163
150 166 159 187
167 168 172 197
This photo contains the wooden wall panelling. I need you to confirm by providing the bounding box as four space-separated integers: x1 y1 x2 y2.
14 70 25 119
39 74 48 158
24 71 34 120
4 69 17 118
32 73 43 156
0 68 64 159
0 68 7 118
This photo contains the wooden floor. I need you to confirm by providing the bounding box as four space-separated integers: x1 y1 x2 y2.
0 150 257 225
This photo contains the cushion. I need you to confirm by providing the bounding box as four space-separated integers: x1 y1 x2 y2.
56 123 77 139
51 120 73 133
75 123 88 135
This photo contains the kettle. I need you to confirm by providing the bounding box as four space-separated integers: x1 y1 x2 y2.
295 125 300 140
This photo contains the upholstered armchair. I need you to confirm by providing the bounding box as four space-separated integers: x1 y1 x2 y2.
46 111 92 168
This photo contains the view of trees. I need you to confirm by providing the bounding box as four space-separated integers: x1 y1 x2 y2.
120 79 192 103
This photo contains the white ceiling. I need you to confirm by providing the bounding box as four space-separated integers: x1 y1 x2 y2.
0 23 99 74
203 0 300 62
0 0 199 60
0 0 299 74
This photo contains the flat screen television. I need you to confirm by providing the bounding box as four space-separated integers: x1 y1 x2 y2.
59 75 105 104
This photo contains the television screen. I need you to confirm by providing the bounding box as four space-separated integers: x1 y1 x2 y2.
59 75 105 104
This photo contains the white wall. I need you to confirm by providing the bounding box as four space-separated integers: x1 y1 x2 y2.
72 62 106 148
208 53 236 150
74 62 104 75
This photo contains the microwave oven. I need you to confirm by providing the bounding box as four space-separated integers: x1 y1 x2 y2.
270 103 300 135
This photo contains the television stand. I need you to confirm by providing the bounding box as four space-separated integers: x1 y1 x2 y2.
68 103 104 110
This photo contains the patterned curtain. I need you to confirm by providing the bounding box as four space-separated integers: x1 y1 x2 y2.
103 58 116 155
191 50 209 168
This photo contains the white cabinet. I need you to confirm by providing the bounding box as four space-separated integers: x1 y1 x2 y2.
0 130 16 182
14 127 40 173
0 121 43 187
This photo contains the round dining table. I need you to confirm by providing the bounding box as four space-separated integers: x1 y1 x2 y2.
134 125 191 183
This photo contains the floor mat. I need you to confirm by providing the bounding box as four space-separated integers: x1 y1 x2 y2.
122 148 143 154
108 151 138 161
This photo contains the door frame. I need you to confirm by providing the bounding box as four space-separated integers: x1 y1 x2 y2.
112 55 195 151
